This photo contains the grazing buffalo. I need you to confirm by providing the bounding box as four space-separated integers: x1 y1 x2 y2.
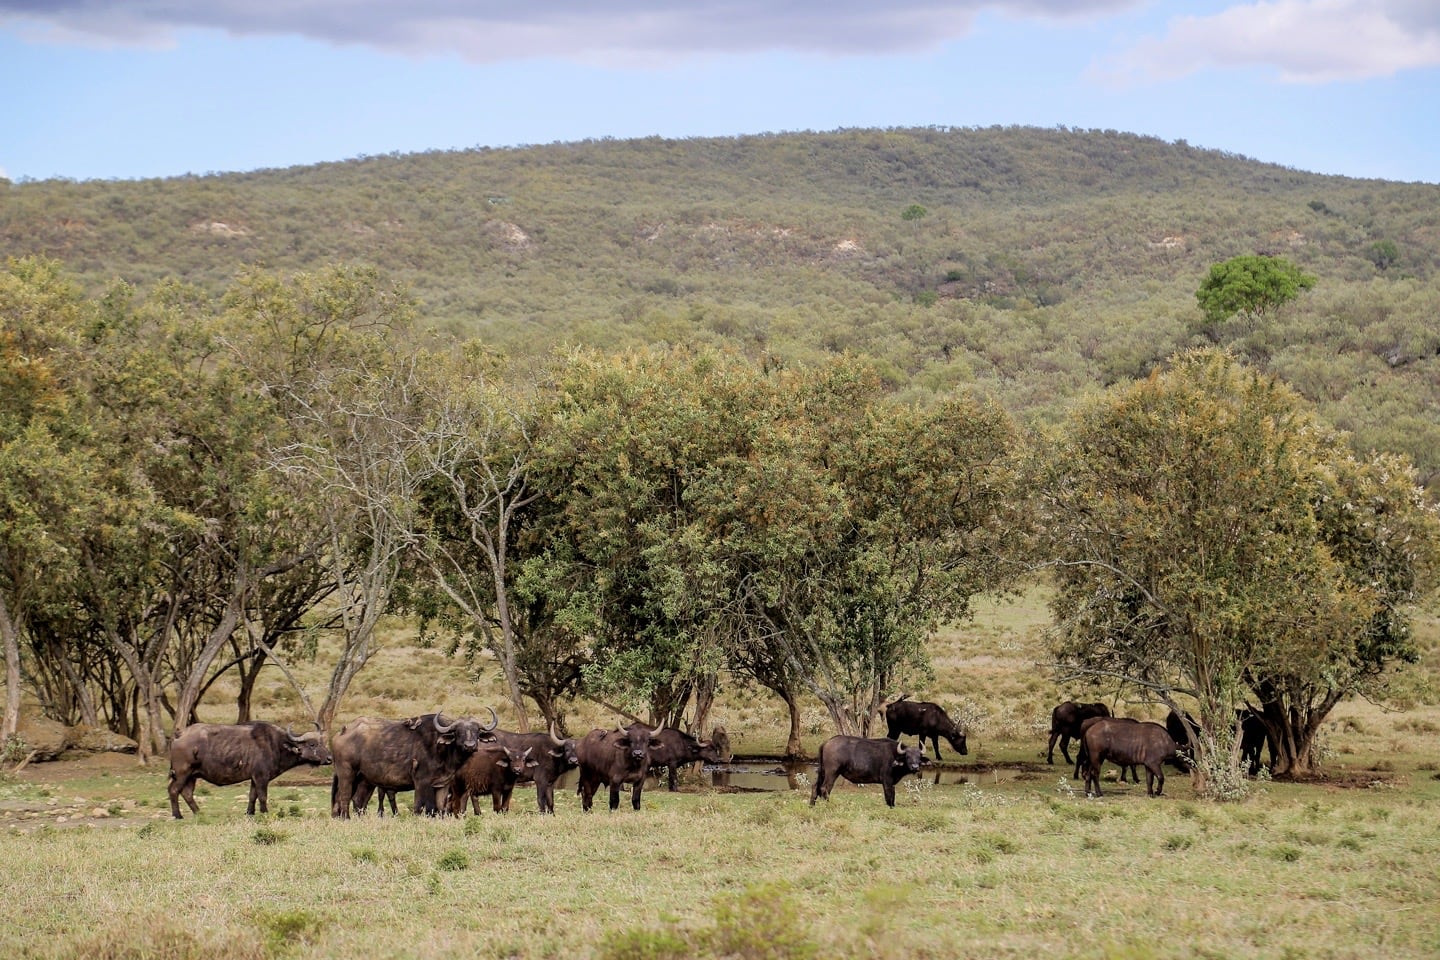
810 736 926 808
648 727 724 791
330 708 497 818
168 721 332 820
884 696 968 760
575 722 665 812
445 742 538 815
1072 715 1140 783
491 726 580 814
1046 700 1111 766
1081 718 1179 798
1165 709 1202 761
1238 708 1275 777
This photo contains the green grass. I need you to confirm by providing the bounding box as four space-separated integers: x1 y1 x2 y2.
4 775 1440 959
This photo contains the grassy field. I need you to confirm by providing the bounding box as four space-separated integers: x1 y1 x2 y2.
3 588 1439 959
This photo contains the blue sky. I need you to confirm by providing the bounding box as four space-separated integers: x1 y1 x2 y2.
3 1 1438 184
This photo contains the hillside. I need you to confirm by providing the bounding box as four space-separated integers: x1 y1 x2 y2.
4 125 1439 483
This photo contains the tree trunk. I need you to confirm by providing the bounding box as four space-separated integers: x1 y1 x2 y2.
234 647 267 723
692 674 715 737
0 592 21 742
173 581 247 736
782 691 804 759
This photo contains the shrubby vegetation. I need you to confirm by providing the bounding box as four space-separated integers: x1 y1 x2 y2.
3 126 1438 485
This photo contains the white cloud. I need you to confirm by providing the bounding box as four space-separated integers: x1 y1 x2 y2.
1095 0 1440 85
0 1 1138 61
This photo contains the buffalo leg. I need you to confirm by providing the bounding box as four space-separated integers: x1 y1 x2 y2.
929 735 943 761
170 774 199 819
247 781 261 815
883 782 897 807
608 783 622 811
631 781 644 811
1084 758 1103 797
579 775 601 812
350 779 374 817
810 770 836 805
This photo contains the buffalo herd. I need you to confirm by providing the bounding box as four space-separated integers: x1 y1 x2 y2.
166 694 1276 818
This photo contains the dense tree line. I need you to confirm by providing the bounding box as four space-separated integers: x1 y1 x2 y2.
2 258 1437 796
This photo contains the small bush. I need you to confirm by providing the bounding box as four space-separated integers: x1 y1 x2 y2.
252 827 288 846
463 816 485 837
350 847 379 864
706 882 818 960
258 909 322 955
436 848 469 871
596 927 693 960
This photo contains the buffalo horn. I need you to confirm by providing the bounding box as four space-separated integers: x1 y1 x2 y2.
433 709 458 734
286 722 300 739
480 706 498 731
549 723 566 747
896 741 906 755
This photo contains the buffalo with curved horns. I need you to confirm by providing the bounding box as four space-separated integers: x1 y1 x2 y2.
811 736 925 808
330 708 497 818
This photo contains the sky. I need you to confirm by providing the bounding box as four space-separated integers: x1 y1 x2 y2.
3 1 1439 184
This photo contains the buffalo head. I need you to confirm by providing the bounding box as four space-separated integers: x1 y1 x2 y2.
284 722 333 765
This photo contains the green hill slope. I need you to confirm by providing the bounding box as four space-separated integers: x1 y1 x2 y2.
4 125 1438 482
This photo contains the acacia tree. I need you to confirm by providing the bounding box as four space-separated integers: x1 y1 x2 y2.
403 346 541 729
1193 254 1316 341
1043 349 1439 791
0 258 92 744
714 360 1025 738
526 348 751 726
230 265 425 734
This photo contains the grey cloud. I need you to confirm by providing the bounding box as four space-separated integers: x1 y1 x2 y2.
0 1 1139 59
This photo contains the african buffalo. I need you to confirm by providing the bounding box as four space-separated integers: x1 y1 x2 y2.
1239 708 1274 777
330 708 497 818
1081 718 1179 797
884 696 968 760
648 727 724 791
490 726 580 814
1072 715 1140 782
168 721 332 820
445 742 538 815
810 736 925 808
1046 700 1111 766
1166 709 1202 762
575 722 665 812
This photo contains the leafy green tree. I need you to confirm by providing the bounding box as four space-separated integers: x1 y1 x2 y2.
1042 349 1439 792
526 347 754 726
1194 255 1317 339
901 204 928 222
0 258 91 742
